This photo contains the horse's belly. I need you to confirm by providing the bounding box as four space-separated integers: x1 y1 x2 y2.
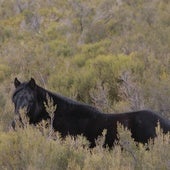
53 117 91 136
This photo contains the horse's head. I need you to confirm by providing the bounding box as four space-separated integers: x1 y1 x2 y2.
12 78 41 125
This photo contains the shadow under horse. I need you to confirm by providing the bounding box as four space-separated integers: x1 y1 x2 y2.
12 78 170 148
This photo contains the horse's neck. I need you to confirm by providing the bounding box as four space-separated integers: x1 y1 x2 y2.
37 85 67 106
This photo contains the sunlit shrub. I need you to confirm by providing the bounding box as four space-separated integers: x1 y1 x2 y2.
0 0 170 169
0 96 170 170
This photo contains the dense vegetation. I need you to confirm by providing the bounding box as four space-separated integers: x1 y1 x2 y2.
0 0 170 169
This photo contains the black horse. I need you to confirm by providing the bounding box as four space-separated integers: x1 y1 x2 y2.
12 78 170 148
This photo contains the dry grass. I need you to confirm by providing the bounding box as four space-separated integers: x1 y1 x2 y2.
0 110 169 170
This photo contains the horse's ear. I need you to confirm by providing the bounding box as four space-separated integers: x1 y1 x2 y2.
28 78 36 89
14 78 21 88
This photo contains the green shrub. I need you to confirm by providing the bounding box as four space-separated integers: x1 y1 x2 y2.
0 0 170 169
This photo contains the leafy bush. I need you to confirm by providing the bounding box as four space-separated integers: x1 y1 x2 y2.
0 120 169 170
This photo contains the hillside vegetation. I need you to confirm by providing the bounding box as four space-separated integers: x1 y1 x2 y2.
0 0 170 169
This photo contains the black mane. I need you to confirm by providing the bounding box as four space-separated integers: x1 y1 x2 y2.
36 85 103 117
12 78 170 148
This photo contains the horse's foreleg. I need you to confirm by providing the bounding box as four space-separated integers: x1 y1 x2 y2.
104 128 118 148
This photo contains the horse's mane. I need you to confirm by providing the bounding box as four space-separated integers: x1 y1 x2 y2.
36 85 103 114
37 85 80 104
